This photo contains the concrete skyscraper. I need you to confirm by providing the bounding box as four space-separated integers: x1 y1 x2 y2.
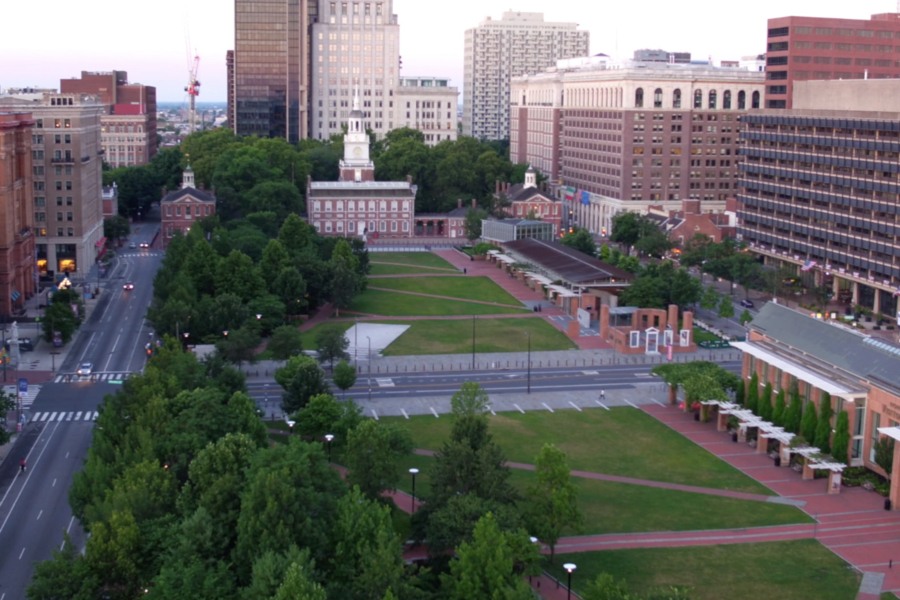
309 0 400 141
463 11 589 141
232 0 316 142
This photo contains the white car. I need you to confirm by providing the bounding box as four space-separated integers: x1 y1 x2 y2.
76 362 93 377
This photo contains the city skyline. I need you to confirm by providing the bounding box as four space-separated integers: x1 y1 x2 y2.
0 0 893 103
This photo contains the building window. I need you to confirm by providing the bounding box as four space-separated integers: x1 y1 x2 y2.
653 88 663 108
723 90 732 109
635 88 644 108
751 91 760 109
737 91 746 110
708 90 717 109
693 90 703 109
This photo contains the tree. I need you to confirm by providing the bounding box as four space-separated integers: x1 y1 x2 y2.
735 379 745 407
801 399 818 445
464 207 488 241
440 513 534 600
275 355 330 414
745 372 759 414
293 393 362 439
525 444 581 563
814 392 833 454
560 228 596 257
875 436 895 478
217 326 261 366
328 487 406 600
0 389 15 446
332 360 357 398
784 383 803 434
343 420 413 500
267 325 304 360
315 327 350 371
104 215 131 245
700 286 719 310
328 239 364 317
273 561 326 600
26 535 88 600
717 294 734 319
42 287 83 343
610 212 643 255
757 382 773 421
772 389 786 426
831 411 850 465
451 381 491 417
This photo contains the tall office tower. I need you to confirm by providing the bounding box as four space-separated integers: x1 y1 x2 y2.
0 92 105 281
0 112 37 319
59 70 157 167
232 0 315 142
463 11 588 141
738 78 900 319
309 0 400 141
765 12 900 109
509 57 764 236
226 50 235 130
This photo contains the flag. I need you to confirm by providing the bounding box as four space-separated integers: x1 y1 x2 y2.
564 186 576 201
800 260 817 272
580 190 591 206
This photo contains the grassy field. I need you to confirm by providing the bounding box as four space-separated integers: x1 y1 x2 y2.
382 317 575 355
349 288 531 316
369 276 523 306
547 540 860 600
389 408 772 494
369 252 457 270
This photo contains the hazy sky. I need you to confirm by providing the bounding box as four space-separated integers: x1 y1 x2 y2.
0 0 893 103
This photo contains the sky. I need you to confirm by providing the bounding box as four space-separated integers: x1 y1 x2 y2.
0 0 895 103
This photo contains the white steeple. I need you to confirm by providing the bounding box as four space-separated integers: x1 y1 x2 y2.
341 84 373 180
524 165 537 189
182 164 195 189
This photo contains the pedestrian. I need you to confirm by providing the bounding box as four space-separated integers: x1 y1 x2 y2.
600 389 606 401
19 457 26 473
463 267 467 274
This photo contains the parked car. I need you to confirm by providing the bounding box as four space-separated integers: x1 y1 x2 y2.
128 241 136 249
740 299 754 308
698 340 731 349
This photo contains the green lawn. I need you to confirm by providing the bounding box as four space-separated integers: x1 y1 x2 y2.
369 276 523 306
397 454 808 535
370 263 457 276
383 317 575 355
349 289 530 317
298 321 352 353
548 541 860 600
389 408 772 494
368 252 456 270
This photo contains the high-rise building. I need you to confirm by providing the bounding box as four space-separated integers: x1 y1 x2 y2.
309 0 400 141
737 78 900 319
0 112 37 319
510 57 764 236
59 70 157 167
764 12 900 109
463 11 589 141
0 92 105 281
232 0 315 142
393 77 458 146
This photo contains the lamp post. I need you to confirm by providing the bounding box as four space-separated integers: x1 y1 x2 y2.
182 331 189 349
471 315 476 370
563 563 577 600
409 467 419 513
324 433 334 462
526 331 531 394
366 336 372 403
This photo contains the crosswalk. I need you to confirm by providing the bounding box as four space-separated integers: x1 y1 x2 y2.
3 385 40 409
30 410 98 423
52 372 131 384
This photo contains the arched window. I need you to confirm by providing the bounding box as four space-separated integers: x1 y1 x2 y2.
708 90 717 109
693 90 703 109
737 90 746 110
653 88 663 108
751 91 761 109
635 87 644 108
723 90 732 109
672 89 682 109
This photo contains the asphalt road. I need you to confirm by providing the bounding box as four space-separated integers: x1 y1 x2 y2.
0 227 161 598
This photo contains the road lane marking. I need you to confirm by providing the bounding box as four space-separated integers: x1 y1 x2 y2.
18 547 25 560
541 402 555 413
52 479 57 488
430 408 439 418
626 400 639 409
74 411 82 421
653 399 666 406
595 401 609 410
514 404 525 414
568 401 582 412
370 409 379 420
36 510 42 521
0 421 63 535
401 409 409 419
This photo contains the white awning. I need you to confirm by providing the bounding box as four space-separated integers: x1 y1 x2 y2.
730 342 864 399
548 284 578 298
496 254 516 264
526 272 553 286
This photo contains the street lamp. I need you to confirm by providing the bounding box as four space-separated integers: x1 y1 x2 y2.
409 467 419 513
471 315 476 370
366 336 372 403
183 331 189 349
526 331 531 394
563 563 577 600
324 433 334 462
223 329 229 339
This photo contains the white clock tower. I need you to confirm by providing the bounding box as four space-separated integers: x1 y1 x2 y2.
339 87 375 182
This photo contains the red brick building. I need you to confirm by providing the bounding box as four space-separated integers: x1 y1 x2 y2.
160 167 216 247
765 12 900 108
60 70 157 166
495 166 563 236
0 112 36 318
647 198 737 246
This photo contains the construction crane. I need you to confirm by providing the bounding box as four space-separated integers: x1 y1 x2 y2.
185 54 201 133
